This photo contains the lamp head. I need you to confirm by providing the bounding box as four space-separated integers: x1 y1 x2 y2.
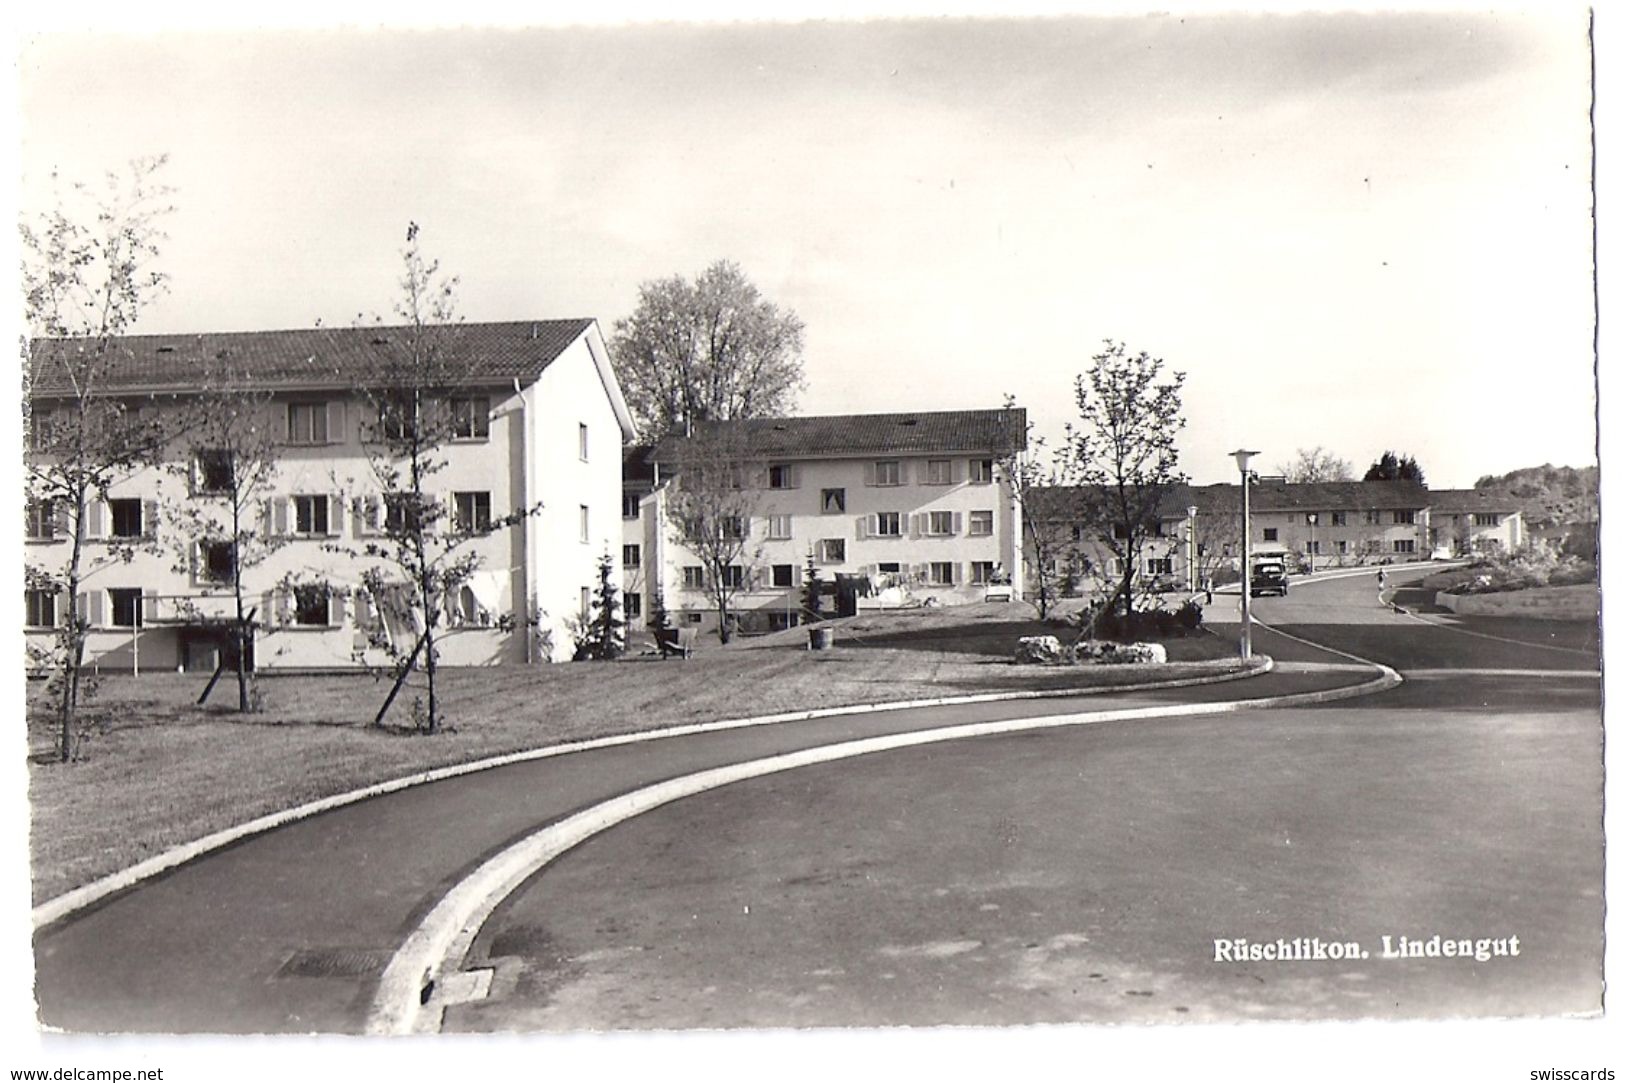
1230 448 1260 474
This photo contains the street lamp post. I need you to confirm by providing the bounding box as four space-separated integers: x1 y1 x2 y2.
1306 512 1317 574
1187 504 1199 592
1231 449 1260 659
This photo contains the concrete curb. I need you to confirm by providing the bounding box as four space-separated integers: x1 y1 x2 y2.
32 656 1270 931
371 656 1400 1035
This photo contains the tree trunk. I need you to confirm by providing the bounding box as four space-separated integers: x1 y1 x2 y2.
57 489 90 762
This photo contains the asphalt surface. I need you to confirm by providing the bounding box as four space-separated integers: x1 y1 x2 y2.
31 564 1602 1033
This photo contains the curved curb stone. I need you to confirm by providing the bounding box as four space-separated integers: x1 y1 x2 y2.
32 655 1269 931
370 658 1400 1035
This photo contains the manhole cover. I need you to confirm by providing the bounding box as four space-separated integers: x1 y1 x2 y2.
275 947 393 980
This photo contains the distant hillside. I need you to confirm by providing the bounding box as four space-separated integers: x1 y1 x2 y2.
1473 464 1598 527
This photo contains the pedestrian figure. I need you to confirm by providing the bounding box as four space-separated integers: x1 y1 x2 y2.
1377 568 1386 588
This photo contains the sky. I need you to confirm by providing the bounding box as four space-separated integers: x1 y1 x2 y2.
13 9 1596 487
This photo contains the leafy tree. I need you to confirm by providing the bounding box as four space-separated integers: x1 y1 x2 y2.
579 548 626 660
347 224 539 731
998 397 1086 618
1067 341 1188 624
1364 450 1426 485
610 260 806 440
663 426 764 644
1277 446 1354 484
22 156 177 762
159 356 287 711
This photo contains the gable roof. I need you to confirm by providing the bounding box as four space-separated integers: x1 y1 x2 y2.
651 408 1027 463
1031 480 1440 522
1423 489 1522 514
26 319 596 397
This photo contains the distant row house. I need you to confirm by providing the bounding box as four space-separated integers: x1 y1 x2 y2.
1025 479 1525 600
623 410 1027 636
24 320 637 671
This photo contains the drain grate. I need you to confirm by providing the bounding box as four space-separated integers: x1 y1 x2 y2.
275 947 393 980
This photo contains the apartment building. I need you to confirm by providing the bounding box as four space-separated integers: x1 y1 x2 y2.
1026 479 1522 600
24 320 636 670
632 409 1027 635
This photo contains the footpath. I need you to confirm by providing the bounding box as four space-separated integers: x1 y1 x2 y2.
34 626 1384 1035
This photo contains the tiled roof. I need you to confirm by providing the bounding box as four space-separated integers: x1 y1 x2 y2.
1033 480 1440 521
651 408 1027 462
623 444 658 485
26 319 595 396
1423 489 1522 514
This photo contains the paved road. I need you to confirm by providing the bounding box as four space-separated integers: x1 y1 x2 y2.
444 566 1602 1030
32 565 1601 1032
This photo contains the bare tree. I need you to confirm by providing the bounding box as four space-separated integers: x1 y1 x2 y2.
999 399 1089 618
159 356 286 711
610 260 806 441
22 156 176 762
1068 340 1188 623
664 426 765 643
1277 446 1354 484
347 224 539 731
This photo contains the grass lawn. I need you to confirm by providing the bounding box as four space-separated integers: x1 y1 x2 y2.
26 602 1240 904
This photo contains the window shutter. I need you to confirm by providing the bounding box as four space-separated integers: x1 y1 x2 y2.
87 590 105 627
142 588 159 625
909 514 921 539
262 591 276 627
328 494 343 536
75 592 88 624
952 460 963 483
329 590 347 628
792 563 803 586
864 462 877 487
273 497 290 536
188 544 199 585
56 590 70 628
85 500 105 539
52 501 69 538
855 516 869 540
912 563 929 583
275 589 290 626
143 499 160 541
262 499 276 540
789 464 800 489
951 512 963 535
897 461 910 485
326 400 346 445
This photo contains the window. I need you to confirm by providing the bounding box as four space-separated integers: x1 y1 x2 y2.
451 397 490 440
1307 540 1321 554
929 561 956 586
766 515 793 541
200 540 236 583
625 592 642 620
1394 510 1416 525
928 511 955 536
968 510 993 536
874 511 902 537
1262 528 1279 542
1330 512 1348 527
580 504 590 543
821 488 846 514
769 464 796 489
108 499 144 539
26 589 57 627
385 493 421 534
1147 558 1173 575
377 397 416 442
1365 510 1381 525
684 612 704 625
1473 513 1501 527
683 566 706 590
716 516 744 541
581 587 591 616
109 588 144 628
26 499 56 541
1394 539 1416 554
970 459 994 484
1112 523 1131 540
769 612 800 631
623 493 642 519
877 561 901 575
622 544 641 569
454 491 492 534
818 538 845 564
926 459 953 485
286 402 328 445
720 565 746 589
195 449 234 493
578 423 589 461
28 408 55 452
294 495 331 536
771 564 795 588
1337 540 1348 555
873 460 902 486
970 561 996 585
